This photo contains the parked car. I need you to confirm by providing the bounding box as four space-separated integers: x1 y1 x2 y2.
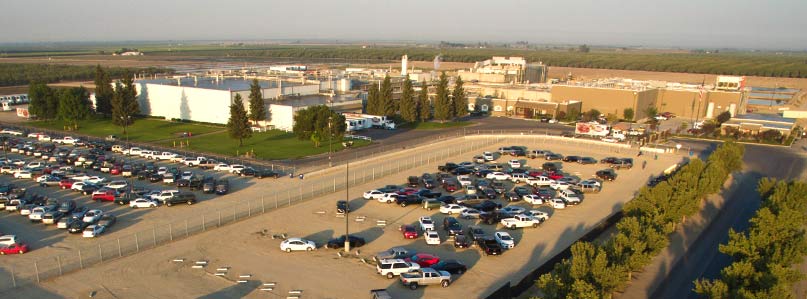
129 198 159 208
424 230 441 245
419 216 435 231
479 238 503 255
377 259 420 279
596 169 618 181
453 234 472 249
400 225 418 239
443 217 463 236
279 238 317 252
399 268 452 289
162 193 197 206
431 259 468 274
0 243 29 255
406 253 441 268
325 235 366 249
373 247 413 262
214 179 230 195
82 225 105 238
494 231 515 249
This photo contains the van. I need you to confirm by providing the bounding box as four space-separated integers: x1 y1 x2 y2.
422 199 441 211
558 189 582 205
510 173 529 184
376 259 420 279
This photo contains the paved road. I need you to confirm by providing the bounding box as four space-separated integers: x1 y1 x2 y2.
647 139 807 299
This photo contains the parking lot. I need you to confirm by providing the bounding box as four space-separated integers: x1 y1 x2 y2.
12 138 683 299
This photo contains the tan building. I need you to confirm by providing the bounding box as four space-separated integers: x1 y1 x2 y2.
657 88 746 119
468 96 581 119
550 85 658 120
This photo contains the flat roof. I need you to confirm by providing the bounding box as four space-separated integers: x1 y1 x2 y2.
733 113 797 124
137 77 304 91
273 94 359 107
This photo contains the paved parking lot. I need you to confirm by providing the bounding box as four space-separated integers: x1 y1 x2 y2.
12 139 683 299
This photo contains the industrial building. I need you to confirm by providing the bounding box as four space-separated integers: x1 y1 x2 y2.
457 56 547 84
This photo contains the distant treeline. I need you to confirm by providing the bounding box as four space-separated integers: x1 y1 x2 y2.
152 46 807 78
0 63 171 87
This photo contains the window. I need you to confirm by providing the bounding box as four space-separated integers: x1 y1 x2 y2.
468 103 475 111
494 105 503 112
481 104 489 112
507 106 514 112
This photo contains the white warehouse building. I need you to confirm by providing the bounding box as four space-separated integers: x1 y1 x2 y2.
133 77 320 124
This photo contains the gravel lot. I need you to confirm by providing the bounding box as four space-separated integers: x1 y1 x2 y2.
2 138 683 299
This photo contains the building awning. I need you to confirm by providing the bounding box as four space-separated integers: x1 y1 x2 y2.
739 123 763 131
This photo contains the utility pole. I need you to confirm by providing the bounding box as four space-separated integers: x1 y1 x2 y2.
328 116 332 167
344 161 350 252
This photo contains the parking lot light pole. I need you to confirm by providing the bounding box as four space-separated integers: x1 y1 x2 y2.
328 118 332 167
344 161 350 253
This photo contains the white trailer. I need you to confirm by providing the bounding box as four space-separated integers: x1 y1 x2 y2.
575 122 610 137
345 116 372 132
344 113 396 130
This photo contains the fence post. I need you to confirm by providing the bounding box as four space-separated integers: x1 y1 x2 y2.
34 261 40 283
169 223 173 241
218 212 222 227
248 201 251 217
185 220 189 237
202 214 206 231
79 249 83 269
135 234 140 252
57 256 62 276
261 197 265 213
275 194 278 208
233 206 237 221
99 244 103 262
153 227 157 246
10 266 16 288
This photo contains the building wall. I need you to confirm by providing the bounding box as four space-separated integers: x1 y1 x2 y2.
136 83 233 124
657 89 743 119
457 72 510 83
551 86 649 119
267 104 295 132
635 89 659 119
705 90 744 118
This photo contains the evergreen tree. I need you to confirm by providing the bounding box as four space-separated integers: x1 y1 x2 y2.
27 82 51 120
247 79 266 123
418 84 431 121
111 72 140 134
293 105 346 147
380 74 394 117
366 83 380 115
227 94 252 147
57 87 91 130
399 75 417 122
433 72 451 121
451 76 467 118
623 108 635 121
93 65 113 115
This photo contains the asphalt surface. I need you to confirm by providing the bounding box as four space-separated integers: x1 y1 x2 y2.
647 139 807 299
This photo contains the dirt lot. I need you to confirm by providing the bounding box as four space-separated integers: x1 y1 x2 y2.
2 138 683 299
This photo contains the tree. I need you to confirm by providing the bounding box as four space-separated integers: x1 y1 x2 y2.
293 105 346 147
452 76 467 118
583 109 601 122
27 82 52 120
759 130 783 143
644 106 658 119
111 72 140 135
418 85 431 121
564 108 580 122
365 82 380 115
433 72 452 121
93 65 113 115
623 108 634 121
57 87 92 130
605 113 619 124
398 75 418 122
379 74 394 117
716 111 732 124
247 79 266 124
578 44 591 53
226 94 252 147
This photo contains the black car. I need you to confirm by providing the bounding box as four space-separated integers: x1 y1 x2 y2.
505 192 520 202
542 162 559 172
596 169 618 181
611 158 634 170
468 226 486 243
253 169 280 179
67 220 89 234
240 167 256 177
148 173 163 183
336 200 350 214
480 211 509 225
510 149 527 157
473 200 502 213
562 155 581 163
479 238 503 255
415 189 441 199
545 153 563 161
214 179 230 195
396 195 423 207
114 192 139 205
513 186 532 197
189 176 204 190
490 181 506 194
325 235 366 249
482 188 498 199
432 259 468 274
79 184 100 195
436 195 456 204
443 217 463 236
453 234 472 249
176 178 190 188
600 157 619 164
438 163 459 172
163 193 197 206
536 188 554 200
475 169 493 178
407 176 419 188
579 157 597 164
378 185 400 193
422 178 437 189
57 199 76 214
202 178 216 193
451 167 473 175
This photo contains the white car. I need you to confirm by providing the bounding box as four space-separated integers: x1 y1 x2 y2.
35 175 52 183
85 176 106 184
601 137 619 143
180 171 193 180
1 129 23 136
510 173 529 184
376 259 421 279
129 198 159 208
485 172 511 181
439 204 465 215
549 198 566 209
83 225 105 238
71 181 90 192
106 180 129 190
549 181 571 190
559 189 582 205
229 164 246 174
170 155 186 163
83 210 103 223
460 208 483 219
13 170 32 179
495 231 515 249
157 167 168 175
526 176 553 187
279 238 317 252
523 195 544 205
363 190 386 200
214 163 231 172
156 152 177 160
141 151 158 159
424 230 441 245
419 216 435 231
457 175 473 187
126 147 142 156
27 132 44 138
483 152 495 161
71 174 92 181
508 160 521 168
378 193 399 204
25 162 44 169
524 210 550 222
0 235 20 246
500 206 526 216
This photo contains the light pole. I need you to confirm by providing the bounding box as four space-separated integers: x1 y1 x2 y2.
344 161 350 252
328 117 332 167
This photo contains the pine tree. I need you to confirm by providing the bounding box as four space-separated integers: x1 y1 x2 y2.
27 82 51 120
93 65 113 115
418 84 431 121
380 74 394 117
57 87 91 130
366 83 380 115
227 94 252 147
111 72 139 134
399 75 417 122
433 72 451 121
452 76 467 118
247 79 266 124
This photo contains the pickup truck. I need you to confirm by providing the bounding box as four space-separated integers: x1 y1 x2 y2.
396 195 423 207
197 160 217 170
479 211 509 225
526 176 553 187
500 214 543 229
437 163 459 172
183 157 208 167
399 268 452 289
53 136 79 145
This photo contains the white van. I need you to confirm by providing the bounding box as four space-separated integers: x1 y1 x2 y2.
558 189 581 205
510 173 529 184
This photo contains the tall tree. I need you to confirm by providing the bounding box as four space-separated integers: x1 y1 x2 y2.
399 75 417 122
433 72 452 121
451 76 467 118
379 74 394 117
27 82 52 120
57 87 92 130
93 65 113 115
623 108 634 121
111 72 140 134
247 79 266 124
365 82 380 115
293 105 346 147
418 84 431 121
227 94 252 147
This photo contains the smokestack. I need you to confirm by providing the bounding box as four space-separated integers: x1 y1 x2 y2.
401 55 408 76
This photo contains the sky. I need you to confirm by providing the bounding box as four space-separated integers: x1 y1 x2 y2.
1 0 805 49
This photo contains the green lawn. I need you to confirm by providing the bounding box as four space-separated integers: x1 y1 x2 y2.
402 121 474 130
28 118 224 142
162 130 371 160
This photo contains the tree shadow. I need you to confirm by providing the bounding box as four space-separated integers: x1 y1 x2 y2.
0 266 62 298
138 83 151 116
196 280 261 299
179 90 191 121
303 229 334 247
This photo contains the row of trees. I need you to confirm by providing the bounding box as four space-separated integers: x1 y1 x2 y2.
366 73 467 122
291 105 347 147
226 79 267 146
695 179 807 298
537 142 745 298
0 63 167 87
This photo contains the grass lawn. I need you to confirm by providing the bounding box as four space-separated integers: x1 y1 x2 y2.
163 130 371 160
28 118 224 142
401 121 474 130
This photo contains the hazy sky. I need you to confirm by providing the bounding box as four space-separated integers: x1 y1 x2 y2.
1 0 805 49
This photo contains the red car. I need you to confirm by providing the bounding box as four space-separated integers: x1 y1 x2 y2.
546 172 564 180
92 189 117 202
527 171 543 178
400 225 418 239
110 167 122 175
405 253 440 268
0 243 29 255
59 179 75 189
397 188 418 196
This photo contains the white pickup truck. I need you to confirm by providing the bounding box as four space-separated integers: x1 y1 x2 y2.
399 268 452 289
53 136 79 145
183 157 208 166
526 176 553 187
500 214 543 229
